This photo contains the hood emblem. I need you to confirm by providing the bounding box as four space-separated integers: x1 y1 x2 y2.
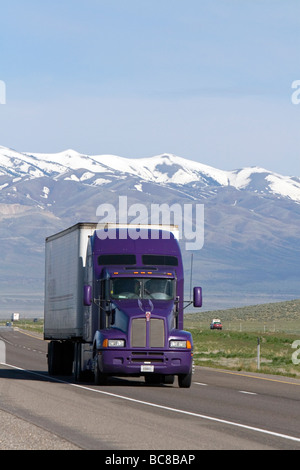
145 311 151 322
138 299 154 322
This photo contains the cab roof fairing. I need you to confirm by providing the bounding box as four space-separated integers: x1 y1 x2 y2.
90 228 184 281
91 228 182 257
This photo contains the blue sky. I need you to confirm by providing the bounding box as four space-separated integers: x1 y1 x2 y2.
1 0 300 175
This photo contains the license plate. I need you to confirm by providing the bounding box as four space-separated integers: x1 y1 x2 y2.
141 365 154 372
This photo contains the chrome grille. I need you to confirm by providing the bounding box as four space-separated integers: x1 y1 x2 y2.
150 318 164 347
130 318 165 348
131 318 146 347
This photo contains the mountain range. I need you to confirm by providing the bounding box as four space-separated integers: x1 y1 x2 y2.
0 145 299 317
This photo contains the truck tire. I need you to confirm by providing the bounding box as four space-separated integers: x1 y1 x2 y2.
94 352 108 385
178 369 192 388
163 375 175 385
74 342 83 382
94 362 108 385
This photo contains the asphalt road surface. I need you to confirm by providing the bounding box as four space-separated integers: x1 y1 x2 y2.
0 327 299 450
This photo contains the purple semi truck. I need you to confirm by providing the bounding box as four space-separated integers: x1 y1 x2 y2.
44 223 202 388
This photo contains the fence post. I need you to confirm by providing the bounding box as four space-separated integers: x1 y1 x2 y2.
257 337 260 370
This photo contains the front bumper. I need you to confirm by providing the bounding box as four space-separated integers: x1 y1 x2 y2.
97 349 193 376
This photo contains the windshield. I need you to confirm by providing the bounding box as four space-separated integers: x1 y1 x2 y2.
110 278 174 300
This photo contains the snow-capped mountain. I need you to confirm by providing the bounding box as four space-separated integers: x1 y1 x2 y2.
0 146 299 202
0 145 299 317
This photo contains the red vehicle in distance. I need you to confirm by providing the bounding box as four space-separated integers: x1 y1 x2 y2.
210 319 223 330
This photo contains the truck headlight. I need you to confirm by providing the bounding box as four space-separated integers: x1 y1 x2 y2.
108 339 125 347
170 340 190 348
102 339 125 347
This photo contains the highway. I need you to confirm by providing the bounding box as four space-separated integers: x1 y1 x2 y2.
0 327 299 450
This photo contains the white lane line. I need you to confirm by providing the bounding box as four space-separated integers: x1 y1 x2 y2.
2 362 300 444
194 382 257 395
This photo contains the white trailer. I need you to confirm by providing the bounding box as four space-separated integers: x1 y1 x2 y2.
44 223 96 340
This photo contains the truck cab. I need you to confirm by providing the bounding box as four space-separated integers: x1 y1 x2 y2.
85 227 201 387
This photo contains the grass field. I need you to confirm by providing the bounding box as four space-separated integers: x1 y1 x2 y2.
185 299 300 378
1 299 300 378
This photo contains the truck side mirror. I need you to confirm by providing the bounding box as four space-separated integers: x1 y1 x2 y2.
193 287 202 308
83 285 92 306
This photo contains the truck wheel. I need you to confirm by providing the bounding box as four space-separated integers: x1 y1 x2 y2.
74 342 84 382
162 375 175 385
94 353 108 385
178 369 192 388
